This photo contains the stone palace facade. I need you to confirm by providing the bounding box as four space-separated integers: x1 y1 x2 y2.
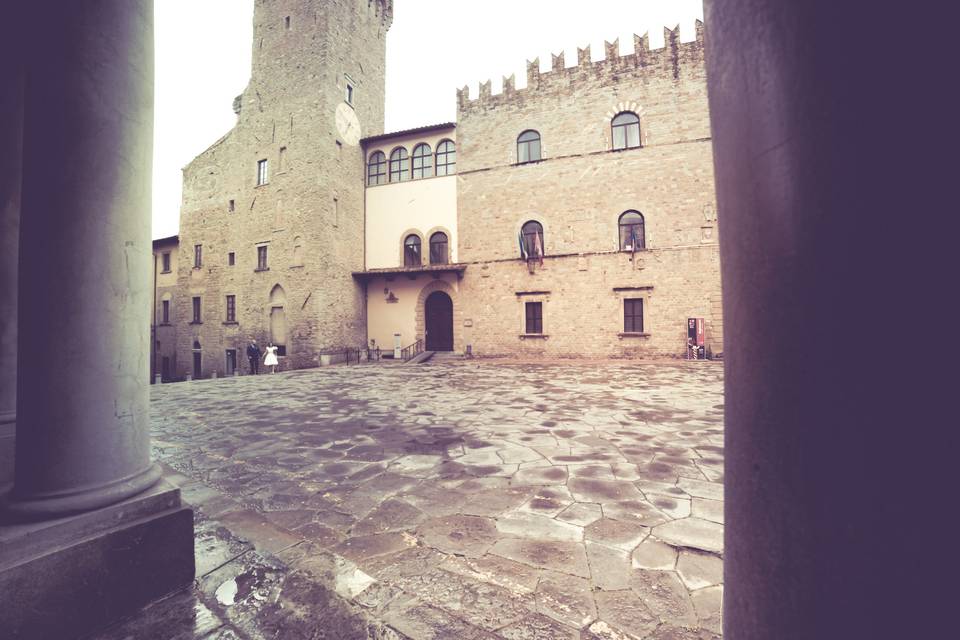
155 0 722 379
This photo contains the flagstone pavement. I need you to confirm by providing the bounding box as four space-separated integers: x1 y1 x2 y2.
93 359 724 640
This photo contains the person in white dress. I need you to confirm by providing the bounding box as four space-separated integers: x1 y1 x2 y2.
263 343 279 373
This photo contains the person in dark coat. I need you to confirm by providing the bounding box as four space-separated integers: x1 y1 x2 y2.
246 340 261 375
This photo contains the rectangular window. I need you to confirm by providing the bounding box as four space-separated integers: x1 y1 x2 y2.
225 295 236 322
192 297 201 323
256 159 269 185
194 244 202 268
161 299 170 324
624 298 644 333
346 83 353 104
525 302 543 334
161 252 171 273
333 197 339 227
229 199 235 212
257 245 268 271
284 16 290 30
279 146 287 171
336 140 342 159
228 252 235 266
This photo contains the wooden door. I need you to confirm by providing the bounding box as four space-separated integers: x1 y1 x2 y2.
425 291 453 351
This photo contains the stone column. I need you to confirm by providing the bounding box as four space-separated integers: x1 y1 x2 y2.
0 22 22 487
706 0 950 637
5 0 160 518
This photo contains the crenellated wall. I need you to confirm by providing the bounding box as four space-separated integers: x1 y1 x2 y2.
453 22 723 358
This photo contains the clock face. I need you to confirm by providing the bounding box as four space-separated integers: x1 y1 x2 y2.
335 102 362 146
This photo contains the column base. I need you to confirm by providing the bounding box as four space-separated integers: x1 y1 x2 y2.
2 461 163 521
0 479 195 639
0 419 13 486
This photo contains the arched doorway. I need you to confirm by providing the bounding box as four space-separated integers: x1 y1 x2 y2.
424 291 453 351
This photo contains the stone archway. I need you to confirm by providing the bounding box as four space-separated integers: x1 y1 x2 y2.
415 279 459 352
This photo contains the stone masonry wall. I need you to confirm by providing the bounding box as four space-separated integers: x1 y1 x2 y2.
455 22 723 357
174 0 392 377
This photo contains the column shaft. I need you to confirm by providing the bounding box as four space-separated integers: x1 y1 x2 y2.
706 0 951 637
6 0 159 518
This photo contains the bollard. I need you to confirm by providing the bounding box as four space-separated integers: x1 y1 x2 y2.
211 371 217 379
185 373 192 381
154 374 162 385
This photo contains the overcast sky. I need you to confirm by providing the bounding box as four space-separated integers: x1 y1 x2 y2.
153 0 704 238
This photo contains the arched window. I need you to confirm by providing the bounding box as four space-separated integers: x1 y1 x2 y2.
404 234 421 266
619 210 645 251
412 143 433 179
517 130 541 163
520 220 544 259
435 140 456 176
611 112 641 150
367 151 386 185
389 147 409 182
429 232 448 264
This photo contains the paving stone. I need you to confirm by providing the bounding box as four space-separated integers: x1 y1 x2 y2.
629 569 698 627
692 585 723 633
647 626 722 640
417 514 500 557
593 590 659 639
512 465 569 486
652 518 724 554
568 464 617 480
610 463 643 481
498 613 579 640
568 478 646 504
215 509 303 554
439 554 541 594
676 478 723 501
645 493 692 519
381 599 491 640
631 539 678 570
676 550 723 590
332 532 413 563
585 541 633 591
489 539 590 578
601 500 671 528
556 502 603 527
497 447 544 464
461 487 535 517
691 497 724 524
351 498 427 536
585 518 649 552
516 486 575 516
496 512 583 542
535 570 597 629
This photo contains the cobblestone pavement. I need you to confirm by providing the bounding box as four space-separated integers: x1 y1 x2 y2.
97 360 724 640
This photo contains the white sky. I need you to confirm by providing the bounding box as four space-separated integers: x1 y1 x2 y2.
153 0 704 238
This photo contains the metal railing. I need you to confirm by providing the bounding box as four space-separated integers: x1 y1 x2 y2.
400 339 424 362
318 347 362 365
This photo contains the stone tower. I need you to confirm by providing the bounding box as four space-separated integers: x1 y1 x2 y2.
175 0 393 375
